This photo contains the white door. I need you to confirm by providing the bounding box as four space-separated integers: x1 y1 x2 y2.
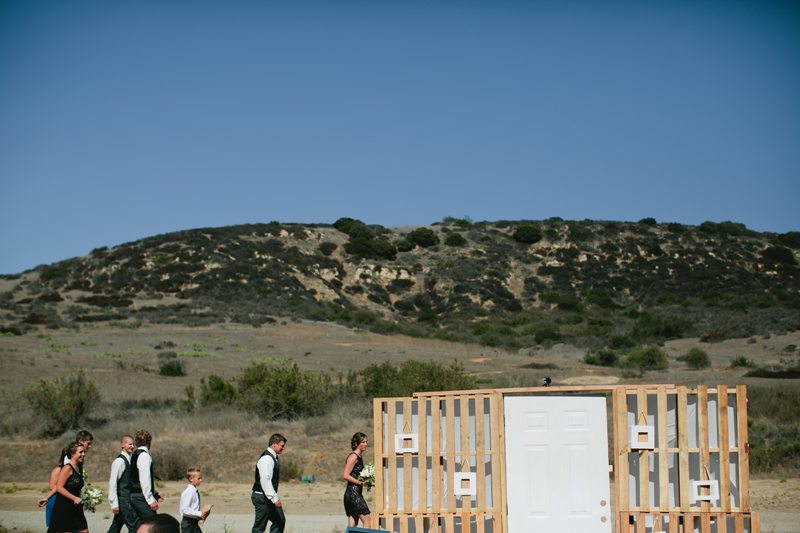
504 396 611 533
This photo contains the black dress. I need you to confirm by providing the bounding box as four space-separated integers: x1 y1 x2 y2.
48 463 87 533
343 452 371 518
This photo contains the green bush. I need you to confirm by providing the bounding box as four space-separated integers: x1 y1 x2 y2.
361 359 476 398
158 359 187 377
406 228 440 248
444 233 468 247
639 217 657 227
621 345 669 371
583 349 619 367
417 307 437 322
666 223 684 234
511 224 542 244
199 374 238 404
534 327 562 344
396 239 416 252
777 231 800 249
761 246 797 266
25 368 101 435
680 347 711 369
657 293 679 304
585 288 618 309
238 358 331 419
567 225 592 242
318 242 337 256
729 355 758 369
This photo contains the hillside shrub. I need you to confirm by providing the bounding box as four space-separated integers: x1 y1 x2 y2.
158 359 186 377
361 359 476 398
639 217 657 227
567 226 592 242
761 246 797 266
583 349 619 367
318 242 337 256
621 345 669 371
657 293 679 304
333 217 363 235
511 224 542 244
535 327 562 344
396 239 416 252
444 233 468 247
729 356 758 369
585 288 618 309
343 238 397 261
25 368 101 435
417 307 437 322
238 358 331 419
666 223 684 234
680 347 711 369
777 232 800 249
199 374 238 404
407 228 440 248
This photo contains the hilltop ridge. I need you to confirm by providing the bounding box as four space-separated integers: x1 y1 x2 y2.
1 217 799 352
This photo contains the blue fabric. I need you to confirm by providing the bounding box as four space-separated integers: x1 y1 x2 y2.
45 495 55 527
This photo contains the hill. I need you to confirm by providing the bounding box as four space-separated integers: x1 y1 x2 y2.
2 217 799 352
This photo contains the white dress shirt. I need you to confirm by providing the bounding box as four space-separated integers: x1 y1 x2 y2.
134 446 157 505
179 484 201 519
255 449 279 503
108 451 131 509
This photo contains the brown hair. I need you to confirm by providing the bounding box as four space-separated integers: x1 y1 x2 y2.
268 433 286 446
76 430 93 443
64 442 83 460
140 514 179 533
351 432 367 450
134 429 152 447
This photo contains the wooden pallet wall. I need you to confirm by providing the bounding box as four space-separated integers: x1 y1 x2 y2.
614 385 758 533
373 393 504 533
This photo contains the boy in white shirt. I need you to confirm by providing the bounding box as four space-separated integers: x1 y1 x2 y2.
179 468 209 533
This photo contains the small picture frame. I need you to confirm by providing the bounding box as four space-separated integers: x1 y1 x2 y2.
394 433 419 454
690 480 720 504
628 425 655 450
453 472 477 497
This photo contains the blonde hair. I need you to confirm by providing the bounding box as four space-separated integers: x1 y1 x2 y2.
187 467 201 480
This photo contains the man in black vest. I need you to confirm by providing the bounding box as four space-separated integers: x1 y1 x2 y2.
108 435 136 533
130 429 163 531
251 433 287 533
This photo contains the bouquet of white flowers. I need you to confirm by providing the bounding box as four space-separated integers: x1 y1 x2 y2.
81 470 104 513
358 462 375 491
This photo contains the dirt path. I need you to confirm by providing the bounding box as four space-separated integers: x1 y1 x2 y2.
2 479 797 532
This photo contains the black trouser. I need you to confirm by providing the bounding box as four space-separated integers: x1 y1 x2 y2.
118 496 139 533
251 493 285 533
106 511 127 533
181 517 202 533
130 493 156 532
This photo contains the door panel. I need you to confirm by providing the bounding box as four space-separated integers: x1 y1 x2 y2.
504 396 611 533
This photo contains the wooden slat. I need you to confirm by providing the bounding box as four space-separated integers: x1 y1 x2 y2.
460 397 472 513
677 386 690 511
718 386 731 512
399 514 408 533
612 388 622 533
668 512 679 533
475 396 486 512
403 397 413 513
493 393 506 533
418 399 429 512
736 385 750 512
701 513 710 532
443 513 454 533
616 387 630 512
388 399 398 513
734 513 744 533
445 396 456 511
718 511 728 533
637 386 650 511
432 399 442 513
698 386 711 512
751 512 760 533
657 386 669 511
636 511 646 533
374 398 385 515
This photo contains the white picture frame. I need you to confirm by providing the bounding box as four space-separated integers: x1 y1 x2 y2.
690 480 720 504
453 472 477 497
628 425 655 450
394 433 419 454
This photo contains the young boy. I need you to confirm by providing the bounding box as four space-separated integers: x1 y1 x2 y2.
179 468 209 533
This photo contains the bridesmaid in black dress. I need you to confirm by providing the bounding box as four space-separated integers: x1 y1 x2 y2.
48 442 88 533
342 432 372 529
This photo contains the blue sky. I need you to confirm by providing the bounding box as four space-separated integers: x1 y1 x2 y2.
1 0 798 275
